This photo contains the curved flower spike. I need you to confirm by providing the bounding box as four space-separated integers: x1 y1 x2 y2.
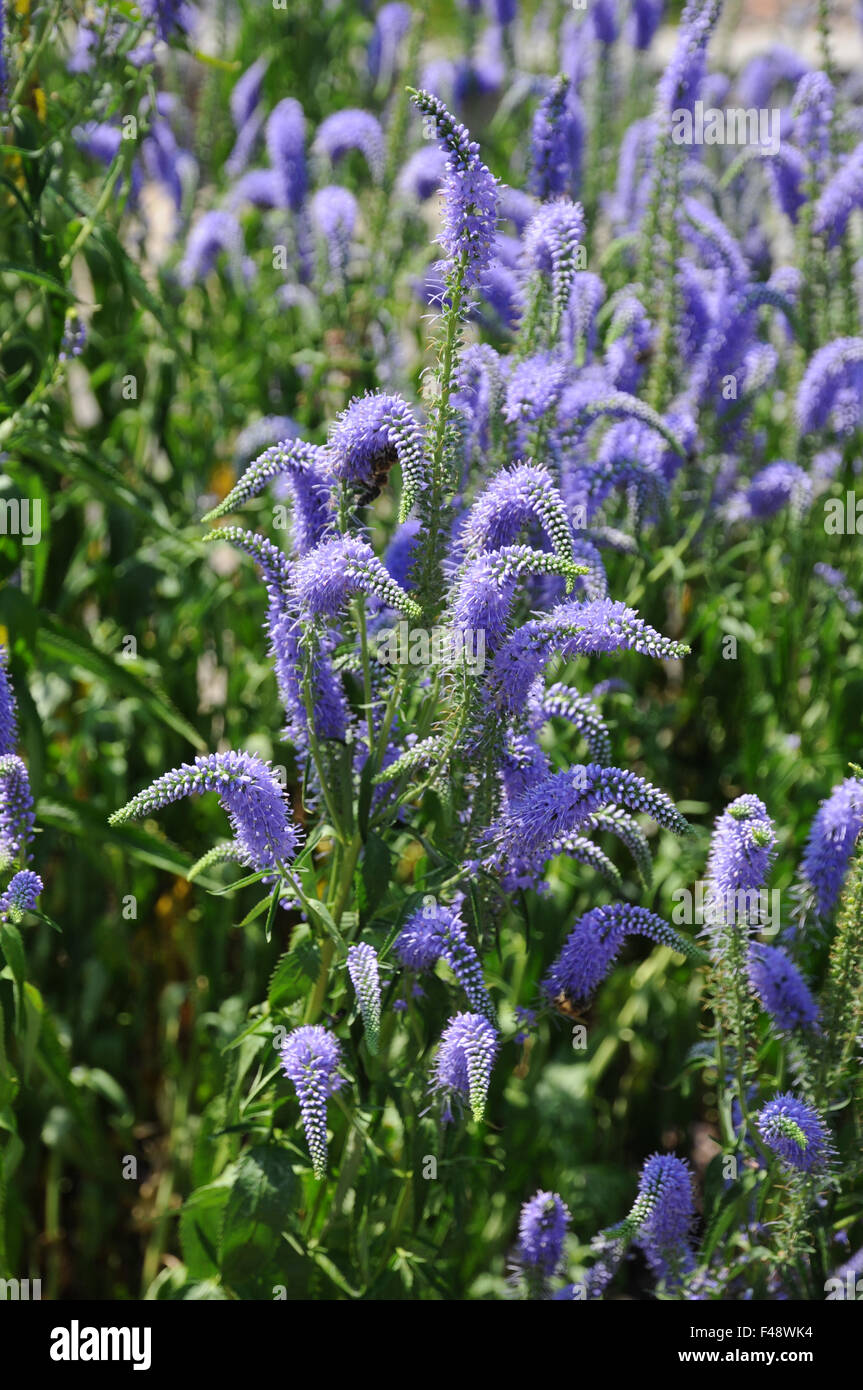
542 902 705 1008
110 750 302 873
814 142 863 247
347 943 382 1054
529 682 612 764
563 390 686 456
484 764 692 877
756 1093 833 1173
310 185 357 278
585 808 654 889
328 393 427 520
487 598 690 715
203 527 292 605
555 836 623 892
280 1025 345 1177
451 545 588 649
293 536 421 619
202 439 331 553
313 109 384 182
432 1012 499 1122
569 538 608 600
395 901 494 1022
797 337 863 437
372 735 447 786
461 463 574 570
522 199 585 322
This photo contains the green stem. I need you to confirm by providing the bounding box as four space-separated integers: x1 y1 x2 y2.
355 600 376 752
305 831 364 1024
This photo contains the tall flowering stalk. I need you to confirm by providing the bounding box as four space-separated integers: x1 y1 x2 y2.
704 795 776 1140
407 89 498 620
642 0 724 404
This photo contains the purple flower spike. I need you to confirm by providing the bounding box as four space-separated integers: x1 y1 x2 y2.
109 751 302 874
591 0 619 45
542 903 703 1007
410 90 499 289
0 868 43 921
280 1025 345 1178
452 545 583 651
530 683 612 764
797 338 863 437
706 795 776 900
397 146 447 201
310 186 358 278
487 598 689 715
767 145 807 223
204 527 292 605
266 98 307 211
792 71 833 166
432 1012 498 1122
504 354 566 424
368 2 412 84
632 1154 696 1284
347 943 382 1054
747 945 819 1033
230 58 268 134
799 776 863 918
73 121 123 165
328 393 427 517
0 755 35 869
630 0 663 51
383 520 421 590
394 908 444 972
203 438 331 554
395 901 494 1022
485 764 691 883
522 199 585 318
725 461 811 523
516 1190 571 1281
814 141 863 247
756 1093 832 1173
657 2 721 117
314 109 385 182
530 76 583 200
59 316 87 362
462 463 573 567
0 646 18 756
178 211 243 288
293 536 421 620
